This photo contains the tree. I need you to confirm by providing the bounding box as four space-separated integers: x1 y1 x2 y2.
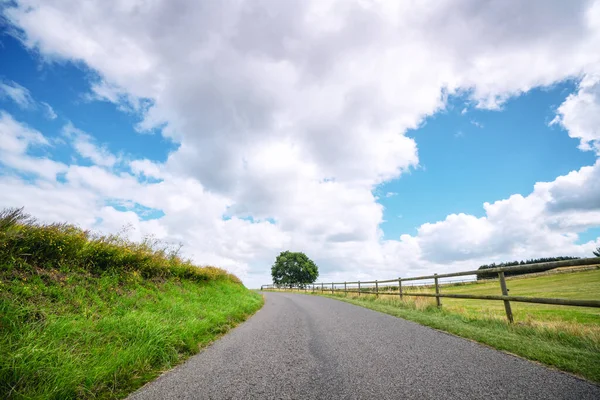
594 247 600 257
271 251 319 288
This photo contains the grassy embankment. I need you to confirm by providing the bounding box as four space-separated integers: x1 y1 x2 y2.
0 209 263 399
304 268 600 383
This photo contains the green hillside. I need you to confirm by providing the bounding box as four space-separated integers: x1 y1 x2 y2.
0 209 263 399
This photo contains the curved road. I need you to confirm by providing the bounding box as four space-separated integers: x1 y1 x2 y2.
129 292 600 399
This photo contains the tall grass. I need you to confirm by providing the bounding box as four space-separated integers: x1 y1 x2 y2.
0 207 239 284
0 208 263 399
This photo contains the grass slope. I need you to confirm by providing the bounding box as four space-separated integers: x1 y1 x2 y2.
0 209 263 399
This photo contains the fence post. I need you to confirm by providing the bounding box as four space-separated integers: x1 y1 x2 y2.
375 280 379 298
331 282 334 294
398 277 402 300
321 283 324 293
358 281 361 297
344 282 347 296
434 274 441 308
498 271 514 323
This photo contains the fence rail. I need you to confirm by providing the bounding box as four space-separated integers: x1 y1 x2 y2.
261 257 600 323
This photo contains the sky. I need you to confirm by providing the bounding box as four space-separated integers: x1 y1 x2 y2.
1 0 600 289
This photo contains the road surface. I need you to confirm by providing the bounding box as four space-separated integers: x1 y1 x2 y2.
129 292 600 399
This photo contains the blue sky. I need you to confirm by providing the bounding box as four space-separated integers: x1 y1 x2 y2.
378 83 597 239
1 1 600 288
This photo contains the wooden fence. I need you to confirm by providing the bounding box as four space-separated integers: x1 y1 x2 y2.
261 257 600 323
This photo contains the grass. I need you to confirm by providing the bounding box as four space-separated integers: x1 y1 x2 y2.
281 268 600 384
398 268 600 325
0 209 263 399
439 269 600 325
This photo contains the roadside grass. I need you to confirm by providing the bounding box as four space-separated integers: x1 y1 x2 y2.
0 209 263 399
287 269 600 383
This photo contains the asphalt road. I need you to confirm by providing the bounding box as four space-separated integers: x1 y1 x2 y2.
129 292 600 400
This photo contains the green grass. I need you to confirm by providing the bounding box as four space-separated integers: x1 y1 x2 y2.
397 268 600 325
0 209 263 399
286 269 600 383
439 269 600 324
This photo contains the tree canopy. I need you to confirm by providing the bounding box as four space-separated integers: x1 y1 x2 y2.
271 251 319 288
594 247 600 257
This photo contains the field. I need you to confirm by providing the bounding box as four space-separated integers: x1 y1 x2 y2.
442 269 599 324
282 268 600 383
0 209 263 399
406 268 600 324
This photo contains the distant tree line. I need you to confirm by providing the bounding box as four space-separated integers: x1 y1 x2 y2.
476 256 580 280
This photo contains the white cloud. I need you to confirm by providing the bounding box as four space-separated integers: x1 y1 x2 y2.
0 111 48 152
0 80 34 109
130 159 163 179
40 101 57 119
63 122 119 167
2 1 600 288
0 112 67 180
0 79 59 120
552 73 600 153
412 160 600 266
87 80 145 114
0 113 281 279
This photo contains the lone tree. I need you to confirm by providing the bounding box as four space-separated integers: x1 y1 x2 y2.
594 247 600 257
271 251 319 288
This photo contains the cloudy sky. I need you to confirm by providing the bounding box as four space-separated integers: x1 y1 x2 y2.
1 0 600 288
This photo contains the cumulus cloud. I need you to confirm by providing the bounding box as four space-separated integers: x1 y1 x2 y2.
2 1 600 287
130 159 163 180
0 113 288 279
552 74 600 153
414 163 600 266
